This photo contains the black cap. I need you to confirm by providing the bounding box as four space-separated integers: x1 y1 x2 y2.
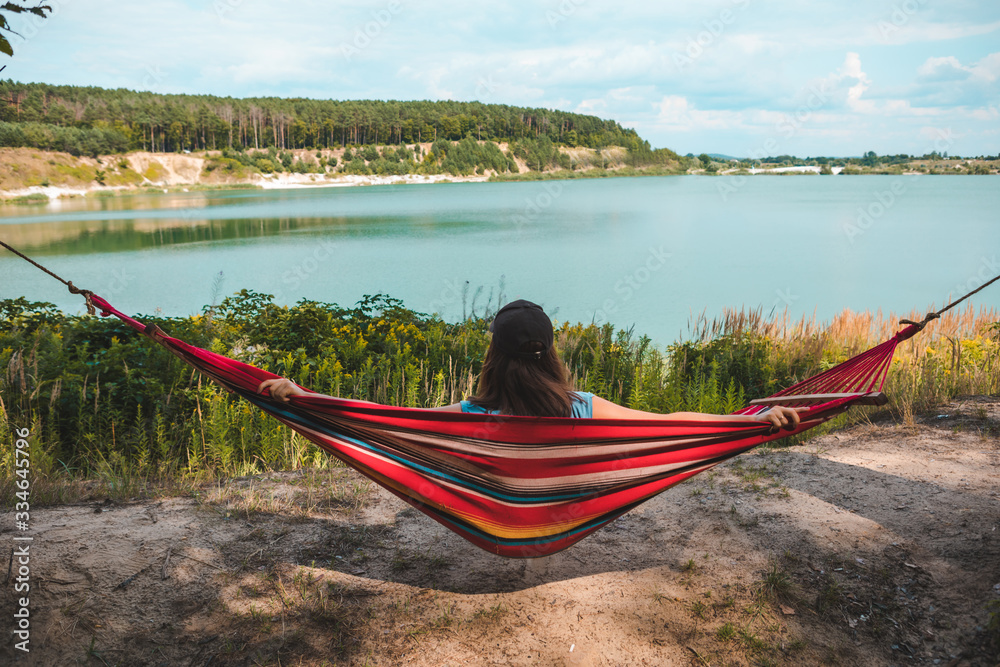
489 299 553 360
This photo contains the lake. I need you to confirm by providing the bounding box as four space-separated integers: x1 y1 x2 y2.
1 175 997 343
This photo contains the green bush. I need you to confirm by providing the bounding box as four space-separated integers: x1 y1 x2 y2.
255 158 277 174
342 158 371 175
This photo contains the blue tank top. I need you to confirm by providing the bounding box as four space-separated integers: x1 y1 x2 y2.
460 391 594 418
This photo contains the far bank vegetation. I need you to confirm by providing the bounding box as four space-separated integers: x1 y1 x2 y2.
0 81 688 196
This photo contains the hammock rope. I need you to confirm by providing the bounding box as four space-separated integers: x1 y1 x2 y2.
900 271 1000 330
3 241 998 557
0 239 97 315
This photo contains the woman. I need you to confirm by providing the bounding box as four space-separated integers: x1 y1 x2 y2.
258 299 805 429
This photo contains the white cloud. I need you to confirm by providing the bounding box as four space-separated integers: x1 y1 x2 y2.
6 0 1000 156
917 56 972 82
871 19 1000 46
654 95 751 132
969 106 1000 121
908 52 1000 109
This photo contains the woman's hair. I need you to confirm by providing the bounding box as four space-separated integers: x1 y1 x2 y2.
468 339 575 417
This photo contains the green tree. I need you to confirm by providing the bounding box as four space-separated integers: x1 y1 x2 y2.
0 81 664 158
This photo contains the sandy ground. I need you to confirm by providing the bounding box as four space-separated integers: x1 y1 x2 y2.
0 144 644 201
3 396 998 666
0 146 504 200
0 166 490 200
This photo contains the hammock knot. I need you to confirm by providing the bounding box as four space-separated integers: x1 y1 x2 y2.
899 311 940 333
66 281 96 316
144 324 166 341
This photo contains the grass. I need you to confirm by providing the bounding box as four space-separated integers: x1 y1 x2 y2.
143 162 167 181
390 548 452 575
5 192 49 204
488 164 686 182
471 601 507 622
756 562 793 601
0 293 996 506
987 599 1000 653
815 574 843 614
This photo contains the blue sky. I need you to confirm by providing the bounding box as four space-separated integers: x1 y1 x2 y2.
4 0 999 156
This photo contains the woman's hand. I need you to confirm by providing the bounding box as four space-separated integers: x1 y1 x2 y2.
752 405 809 431
591 396 811 427
257 378 310 402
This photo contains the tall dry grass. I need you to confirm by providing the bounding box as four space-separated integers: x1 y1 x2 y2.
684 303 999 418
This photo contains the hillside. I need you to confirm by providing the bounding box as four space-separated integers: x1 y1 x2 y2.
0 142 682 199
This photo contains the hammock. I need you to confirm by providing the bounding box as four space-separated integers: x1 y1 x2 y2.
83 293 921 558
3 239 994 558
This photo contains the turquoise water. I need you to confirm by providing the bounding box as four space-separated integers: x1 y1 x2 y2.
1 176 997 342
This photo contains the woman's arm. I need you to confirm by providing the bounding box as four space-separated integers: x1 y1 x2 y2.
257 377 464 410
591 396 808 430
425 403 463 412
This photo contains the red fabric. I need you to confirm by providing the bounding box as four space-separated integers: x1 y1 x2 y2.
89 294 904 557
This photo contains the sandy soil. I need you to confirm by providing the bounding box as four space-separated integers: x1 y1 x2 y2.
3 397 998 666
0 144 648 201
0 145 519 201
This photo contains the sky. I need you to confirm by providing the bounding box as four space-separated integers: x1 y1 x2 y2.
3 0 999 157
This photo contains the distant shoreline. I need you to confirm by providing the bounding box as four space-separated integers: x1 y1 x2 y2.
1 172 493 203
1 147 995 204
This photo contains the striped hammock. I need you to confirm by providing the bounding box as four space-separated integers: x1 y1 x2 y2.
90 294 918 558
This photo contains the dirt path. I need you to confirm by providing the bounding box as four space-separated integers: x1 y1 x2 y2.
3 397 998 666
